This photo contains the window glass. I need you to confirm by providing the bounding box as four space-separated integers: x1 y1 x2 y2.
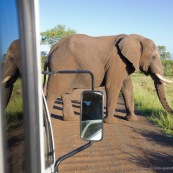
0 1 25 173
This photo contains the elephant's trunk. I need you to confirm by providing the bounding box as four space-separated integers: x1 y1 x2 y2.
151 74 173 114
1 85 14 111
1 73 19 111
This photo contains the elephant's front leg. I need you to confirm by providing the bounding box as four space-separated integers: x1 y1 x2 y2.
103 62 125 123
104 86 121 124
121 76 138 121
62 93 79 121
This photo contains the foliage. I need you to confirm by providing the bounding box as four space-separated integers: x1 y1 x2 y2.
41 55 46 69
0 59 4 69
161 59 173 76
157 46 171 60
132 74 173 136
2 54 6 60
156 45 173 76
41 24 76 47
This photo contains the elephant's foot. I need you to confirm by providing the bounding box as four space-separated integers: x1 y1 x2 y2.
125 114 138 121
104 116 117 124
63 105 79 121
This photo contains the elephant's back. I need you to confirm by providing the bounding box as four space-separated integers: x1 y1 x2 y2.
46 34 126 85
47 34 109 68
48 34 126 57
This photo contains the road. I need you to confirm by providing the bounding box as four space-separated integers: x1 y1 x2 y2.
51 88 173 173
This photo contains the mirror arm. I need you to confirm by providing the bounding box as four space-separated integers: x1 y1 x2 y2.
42 70 95 91
54 141 94 173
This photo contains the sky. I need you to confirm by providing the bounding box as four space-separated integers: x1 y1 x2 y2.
39 0 173 55
0 0 19 57
0 0 173 56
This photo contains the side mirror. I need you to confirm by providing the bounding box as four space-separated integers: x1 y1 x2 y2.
80 91 104 141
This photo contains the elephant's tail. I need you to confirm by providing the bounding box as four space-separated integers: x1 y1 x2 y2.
43 58 48 92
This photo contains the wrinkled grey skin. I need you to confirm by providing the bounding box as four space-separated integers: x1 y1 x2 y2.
43 34 172 123
1 39 21 110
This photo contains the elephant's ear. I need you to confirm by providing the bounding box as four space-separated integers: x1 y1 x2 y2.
117 35 141 72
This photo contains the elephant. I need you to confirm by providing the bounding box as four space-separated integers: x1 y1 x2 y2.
43 34 173 124
1 39 21 110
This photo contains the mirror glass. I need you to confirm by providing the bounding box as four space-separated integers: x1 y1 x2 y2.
80 91 103 141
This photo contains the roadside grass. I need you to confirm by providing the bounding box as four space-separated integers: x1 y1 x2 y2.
5 79 23 131
132 74 173 136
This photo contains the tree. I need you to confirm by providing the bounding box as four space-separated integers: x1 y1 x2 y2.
161 59 173 76
40 24 76 47
157 46 171 60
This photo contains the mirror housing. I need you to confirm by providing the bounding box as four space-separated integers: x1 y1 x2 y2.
80 91 104 141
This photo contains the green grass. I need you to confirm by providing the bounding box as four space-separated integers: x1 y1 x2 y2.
132 74 173 136
5 79 23 131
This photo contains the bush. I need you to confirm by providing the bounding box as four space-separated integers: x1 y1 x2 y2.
41 55 47 70
161 59 173 76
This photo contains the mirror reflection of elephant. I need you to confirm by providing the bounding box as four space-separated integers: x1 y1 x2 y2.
1 39 21 110
44 34 173 124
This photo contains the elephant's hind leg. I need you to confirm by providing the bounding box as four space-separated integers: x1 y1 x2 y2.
121 76 138 121
46 93 59 116
47 74 79 121
62 93 79 121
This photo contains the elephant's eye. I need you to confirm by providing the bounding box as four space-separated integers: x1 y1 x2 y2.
9 57 14 62
152 56 156 60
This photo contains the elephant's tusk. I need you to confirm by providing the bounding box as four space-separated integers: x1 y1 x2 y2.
2 76 11 84
156 73 173 83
